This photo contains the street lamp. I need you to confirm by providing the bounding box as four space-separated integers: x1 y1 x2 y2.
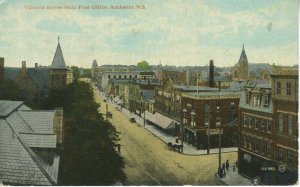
182 108 187 153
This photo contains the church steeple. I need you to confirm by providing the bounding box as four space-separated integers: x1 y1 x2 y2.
49 36 67 90
50 36 67 69
238 44 248 65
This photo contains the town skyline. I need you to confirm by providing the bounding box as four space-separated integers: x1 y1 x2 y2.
0 0 298 68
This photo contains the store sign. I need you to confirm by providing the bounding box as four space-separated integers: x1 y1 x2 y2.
206 128 223 135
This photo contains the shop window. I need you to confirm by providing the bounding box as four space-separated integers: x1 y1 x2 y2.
287 150 293 165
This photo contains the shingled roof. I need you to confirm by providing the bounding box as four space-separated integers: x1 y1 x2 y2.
0 100 61 185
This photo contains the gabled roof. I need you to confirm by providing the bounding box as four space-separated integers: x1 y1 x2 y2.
18 111 54 134
4 67 49 95
49 39 67 70
0 100 23 118
238 44 248 65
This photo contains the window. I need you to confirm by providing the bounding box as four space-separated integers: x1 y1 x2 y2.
244 115 248 127
246 93 250 104
248 137 252 150
288 114 292 135
278 113 283 133
129 75 132 79
255 118 260 129
263 94 269 108
205 117 209 126
119 75 121 78
108 75 111 79
216 102 221 111
267 143 272 156
267 121 272 133
287 82 291 95
243 136 246 148
113 75 116 78
261 120 266 132
255 140 260 152
278 147 284 161
230 102 235 110
261 141 266 155
276 82 281 94
249 117 253 128
124 75 127 78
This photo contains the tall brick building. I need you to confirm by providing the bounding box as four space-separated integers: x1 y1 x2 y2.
238 66 298 185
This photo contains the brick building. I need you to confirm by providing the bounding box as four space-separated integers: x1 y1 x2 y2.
238 66 298 185
181 91 240 150
154 78 218 135
238 81 275 184
271 66 298 185
157 69 187 85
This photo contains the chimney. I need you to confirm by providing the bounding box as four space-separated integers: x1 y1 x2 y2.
22 61 26 69
35 63 38 68
0 57 4 83
54 107 64 149
209 60 214 87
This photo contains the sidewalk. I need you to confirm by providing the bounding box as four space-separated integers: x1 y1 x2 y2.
102 93 237 156
217 164 254 186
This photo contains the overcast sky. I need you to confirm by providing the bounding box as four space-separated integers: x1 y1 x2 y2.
0 0 298 68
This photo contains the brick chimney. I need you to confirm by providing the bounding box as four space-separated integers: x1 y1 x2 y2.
54 107 64 149
209 60 214 87
0 57 4 83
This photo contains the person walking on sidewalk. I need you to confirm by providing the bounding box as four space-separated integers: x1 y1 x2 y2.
226 160 229 171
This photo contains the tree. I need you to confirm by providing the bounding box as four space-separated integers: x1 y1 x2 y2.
137 60 151 71
71 66 80 80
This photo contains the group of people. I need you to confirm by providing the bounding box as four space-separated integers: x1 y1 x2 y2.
218 160 237 178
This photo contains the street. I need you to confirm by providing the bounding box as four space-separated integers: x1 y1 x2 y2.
92 83 237 185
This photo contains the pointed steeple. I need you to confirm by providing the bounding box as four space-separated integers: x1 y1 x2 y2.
238 44 248 65
50 36 67 69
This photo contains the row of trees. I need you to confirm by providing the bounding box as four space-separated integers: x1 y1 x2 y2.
44 80 126 185
0 78 126 185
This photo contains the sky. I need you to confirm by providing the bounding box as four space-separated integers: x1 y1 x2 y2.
0 0 298 68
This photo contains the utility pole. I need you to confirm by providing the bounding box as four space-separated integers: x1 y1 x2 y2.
143 101 146 127
207 112 211 155
106 103 108 120
218 126 222 175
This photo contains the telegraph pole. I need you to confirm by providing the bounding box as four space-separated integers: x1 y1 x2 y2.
106 103 108 120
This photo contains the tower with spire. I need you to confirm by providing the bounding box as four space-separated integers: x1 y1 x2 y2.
49 36 68 90
232 44 249 81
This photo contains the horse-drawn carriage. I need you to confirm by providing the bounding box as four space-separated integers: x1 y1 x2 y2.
167 142 183 152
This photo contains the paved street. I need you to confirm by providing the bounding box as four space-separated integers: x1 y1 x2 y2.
92 84 237 185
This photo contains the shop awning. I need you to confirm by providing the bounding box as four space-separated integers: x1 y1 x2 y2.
147 112 175 129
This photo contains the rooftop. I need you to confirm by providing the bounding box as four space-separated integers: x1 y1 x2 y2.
0 100 61 185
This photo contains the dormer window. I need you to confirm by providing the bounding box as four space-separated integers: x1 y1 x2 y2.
263 94 269 108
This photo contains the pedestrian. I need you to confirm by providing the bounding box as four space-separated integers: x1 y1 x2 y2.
226 160 229 171
222 163 225 171
233 164 236 172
